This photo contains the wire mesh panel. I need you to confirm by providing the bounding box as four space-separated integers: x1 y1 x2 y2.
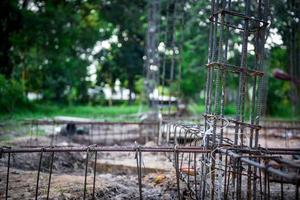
16 120 160 147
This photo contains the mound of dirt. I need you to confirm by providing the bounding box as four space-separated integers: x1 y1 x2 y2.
0 151 85 173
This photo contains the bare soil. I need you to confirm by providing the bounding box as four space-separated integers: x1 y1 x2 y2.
0 121 299 199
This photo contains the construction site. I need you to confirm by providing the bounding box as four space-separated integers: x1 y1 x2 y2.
1 0 300 199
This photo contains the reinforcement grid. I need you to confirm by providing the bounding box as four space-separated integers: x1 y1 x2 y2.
0 145 299 199
6 119 300 147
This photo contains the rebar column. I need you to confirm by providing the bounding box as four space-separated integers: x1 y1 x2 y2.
204 0 269 199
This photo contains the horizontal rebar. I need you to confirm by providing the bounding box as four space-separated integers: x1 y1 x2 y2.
206 62 264 77
220 148 300 183
203 113 262 129
23 120 158 126
209 9 268 25
0 146 212 154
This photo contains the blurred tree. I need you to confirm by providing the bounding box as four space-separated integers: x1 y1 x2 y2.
266 47 292 116
180 1 209 100
9 0 111 103
271 0 300 115
0 0 23 79
0 0 298 117
95 0 146 104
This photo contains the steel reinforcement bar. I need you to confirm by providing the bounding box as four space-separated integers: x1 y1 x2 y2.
1 145 299 200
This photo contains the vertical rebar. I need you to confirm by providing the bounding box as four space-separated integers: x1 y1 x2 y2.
35 149 44 200
46 151 54 200
92 150 98 199
5 152 10 200
223 152 229 200
83 148 90 200
136 146 143 200
174 146 181 199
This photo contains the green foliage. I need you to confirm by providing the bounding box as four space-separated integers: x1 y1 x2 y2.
134 77 145 100
188 102 236 116
188 103 205 115
0 0 298 118
0 74 27 113
179 1 209 99
180 67 205 98
266 47 293 116
270 1 300 116
95 0 146 103
224 104 236 116
9 0 110 103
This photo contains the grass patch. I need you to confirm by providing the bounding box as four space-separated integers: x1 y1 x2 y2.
1 102 298 122
0 103 148 122
224 104 236 115
188 103 236 116
188 102 299 120
188 103 205 115
0 135 13 142
25 128 47 137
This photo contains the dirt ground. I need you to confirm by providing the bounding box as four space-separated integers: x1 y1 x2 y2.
0 121 299 199
0 136 191 200
0 166 190 200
